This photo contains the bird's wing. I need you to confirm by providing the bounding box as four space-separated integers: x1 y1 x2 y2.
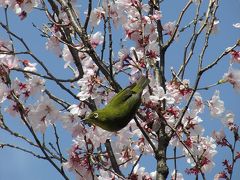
107 84 136 107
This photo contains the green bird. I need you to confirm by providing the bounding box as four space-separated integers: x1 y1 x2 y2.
85 76 150 132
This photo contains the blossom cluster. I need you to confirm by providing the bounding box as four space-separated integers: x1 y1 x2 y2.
0 0 40 19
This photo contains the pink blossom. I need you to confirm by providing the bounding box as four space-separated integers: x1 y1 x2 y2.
28 95 60 133
211 20 220 34
212 129 226 143
115 0 132 8
149 83 174 106
62 45 74 68
182 114 204 135
165 80 192 104
233 23 240 29
214 172 228 180
191 92 205 114
77 75 101 101
61 112 80 128
85 127 112 147
130 163 156 180
45 36 62 57
183 136 217 173
71 123 87 138
222 67 240 91
5 102 19 117
0 0 12 7
230 50 240 63
89 7 105 26
0 40 19 69
90 32 104 48
221 112 235 128
22 59 37 72
150 10 162 21
0 82 8 103
68 103 88 117
28 75 45 95
118 48 129 62
146 41 160 63
63 144 93 179
13 0 40 18
98 169 116 180
171 170 184 180
163 21 179 39
208 90 225 117
102 1 125 28
80 54 98 74
58 10 70 24
2 55 18 69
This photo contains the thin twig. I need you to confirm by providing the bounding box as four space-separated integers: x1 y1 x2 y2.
134 115 157 153
105 139 125 177
129 152 143 176
0 143 50 159
84 0 92 30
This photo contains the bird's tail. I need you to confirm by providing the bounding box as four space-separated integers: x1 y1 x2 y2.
132 76 150 92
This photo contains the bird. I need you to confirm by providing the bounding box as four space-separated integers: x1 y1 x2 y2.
85 76 150 132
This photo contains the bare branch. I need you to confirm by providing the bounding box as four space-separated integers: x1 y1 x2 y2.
0 143 50 159
105 139 125 177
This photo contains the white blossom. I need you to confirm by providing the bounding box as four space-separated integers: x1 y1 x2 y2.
233 23 240 29
208 90 224 117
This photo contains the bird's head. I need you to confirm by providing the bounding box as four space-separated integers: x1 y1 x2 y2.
85 111 100 124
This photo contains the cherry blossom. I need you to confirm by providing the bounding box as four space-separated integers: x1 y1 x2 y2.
222 67 240 91
171 170 184 180
130 163 156 179
165 79 192 104
230 50 240 64
97 169 117 180
61 112 81 129
211 20 220 34
45 36 62 57
63 144 93 179
77 75 101 101
148 82 175 106
150 10 162 21
13 0 40 19
28 95 60 133
0 40 19 69
221 112 235 129
182 113 204 136
0 0 11 7
212 129 226 143
89 7 105 27
0 82 9 103
68 103 89 117
5 102 19 117
214 172 228 180
191 92 205 114
90 32 104 48
62 44 74 68
163 21 179 38
233 23 240 29
28 76 45 95
22 59 37 72
208 90 225 117
183 136 217 173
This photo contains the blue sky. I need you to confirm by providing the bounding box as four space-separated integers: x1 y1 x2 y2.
0 0 240 179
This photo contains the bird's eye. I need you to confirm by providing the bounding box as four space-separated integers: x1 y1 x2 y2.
93 112 98 119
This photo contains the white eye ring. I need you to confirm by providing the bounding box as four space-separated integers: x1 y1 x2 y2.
93 112 98 118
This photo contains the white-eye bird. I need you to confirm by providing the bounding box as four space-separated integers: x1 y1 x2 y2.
85 76 150 132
